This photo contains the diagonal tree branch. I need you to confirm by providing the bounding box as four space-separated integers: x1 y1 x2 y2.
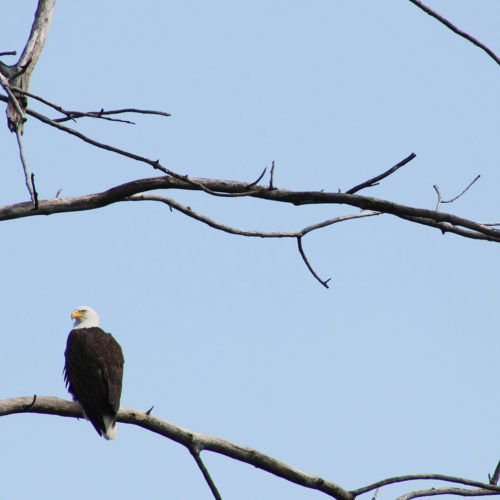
408 0 500 66
346 153 416 194
0 396 353 500
14 127 36 203
189 449 222 500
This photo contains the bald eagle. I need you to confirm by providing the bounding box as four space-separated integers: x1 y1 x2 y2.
64 306 124 440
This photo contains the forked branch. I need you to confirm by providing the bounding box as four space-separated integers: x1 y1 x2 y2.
0 396 352 500
2 396 500 500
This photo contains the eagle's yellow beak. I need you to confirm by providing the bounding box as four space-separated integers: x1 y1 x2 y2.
71 309 84 320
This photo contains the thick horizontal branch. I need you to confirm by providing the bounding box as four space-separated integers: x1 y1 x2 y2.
0 396 352 500
3 396 499 500
1 175 500 243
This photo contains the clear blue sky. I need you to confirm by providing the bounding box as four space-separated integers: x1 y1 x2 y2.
1 1 500 499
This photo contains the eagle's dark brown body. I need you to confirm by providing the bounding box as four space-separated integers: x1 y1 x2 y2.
64 327 124 439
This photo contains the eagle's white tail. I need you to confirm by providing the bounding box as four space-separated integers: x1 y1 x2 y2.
103 414 117 440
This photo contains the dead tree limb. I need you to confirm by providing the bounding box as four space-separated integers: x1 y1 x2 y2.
0 396 353 500
2 396 500 500
4 0 56 133
0 176 498 243
408 0 500 66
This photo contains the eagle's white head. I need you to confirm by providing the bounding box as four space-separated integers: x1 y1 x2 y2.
71 306 100 329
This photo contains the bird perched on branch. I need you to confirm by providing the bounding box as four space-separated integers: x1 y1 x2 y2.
64 306 124 439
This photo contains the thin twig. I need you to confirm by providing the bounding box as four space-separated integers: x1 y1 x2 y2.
0 74 26 121
246 167 266 188
31 173 38 210
346 153 416 194
444 175 481 203
269 160 276 189
408 0 500 66
297 236 330 288
490 460 500 485
433 184 443 211
25 394 37 410
15 127 35 204
433 175 480 211
127 194 379 239
0 51 17 57
53 108 171 123
128 194 378 286
9 87 171 124
300 211 381 236
190 449 222 500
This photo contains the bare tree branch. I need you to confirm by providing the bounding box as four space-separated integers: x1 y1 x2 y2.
395 486 499 499
0 396 353 500
127 193 380 239
0 93 264 199
8 87 171 123
128 194 378 284
408 0 500 67
3 396 500 500
346 153 416 194
490 460 500 486
52 107 172 124
1 175 499 243
269 160 276 189
5 0 56 133
14 127 36 204
190 449 222 500
434 175 481 211
297 236 331 288
355 474 500 497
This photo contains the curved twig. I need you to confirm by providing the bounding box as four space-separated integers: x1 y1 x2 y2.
434 175 481 211
127 194 378 285
297 236 331 288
